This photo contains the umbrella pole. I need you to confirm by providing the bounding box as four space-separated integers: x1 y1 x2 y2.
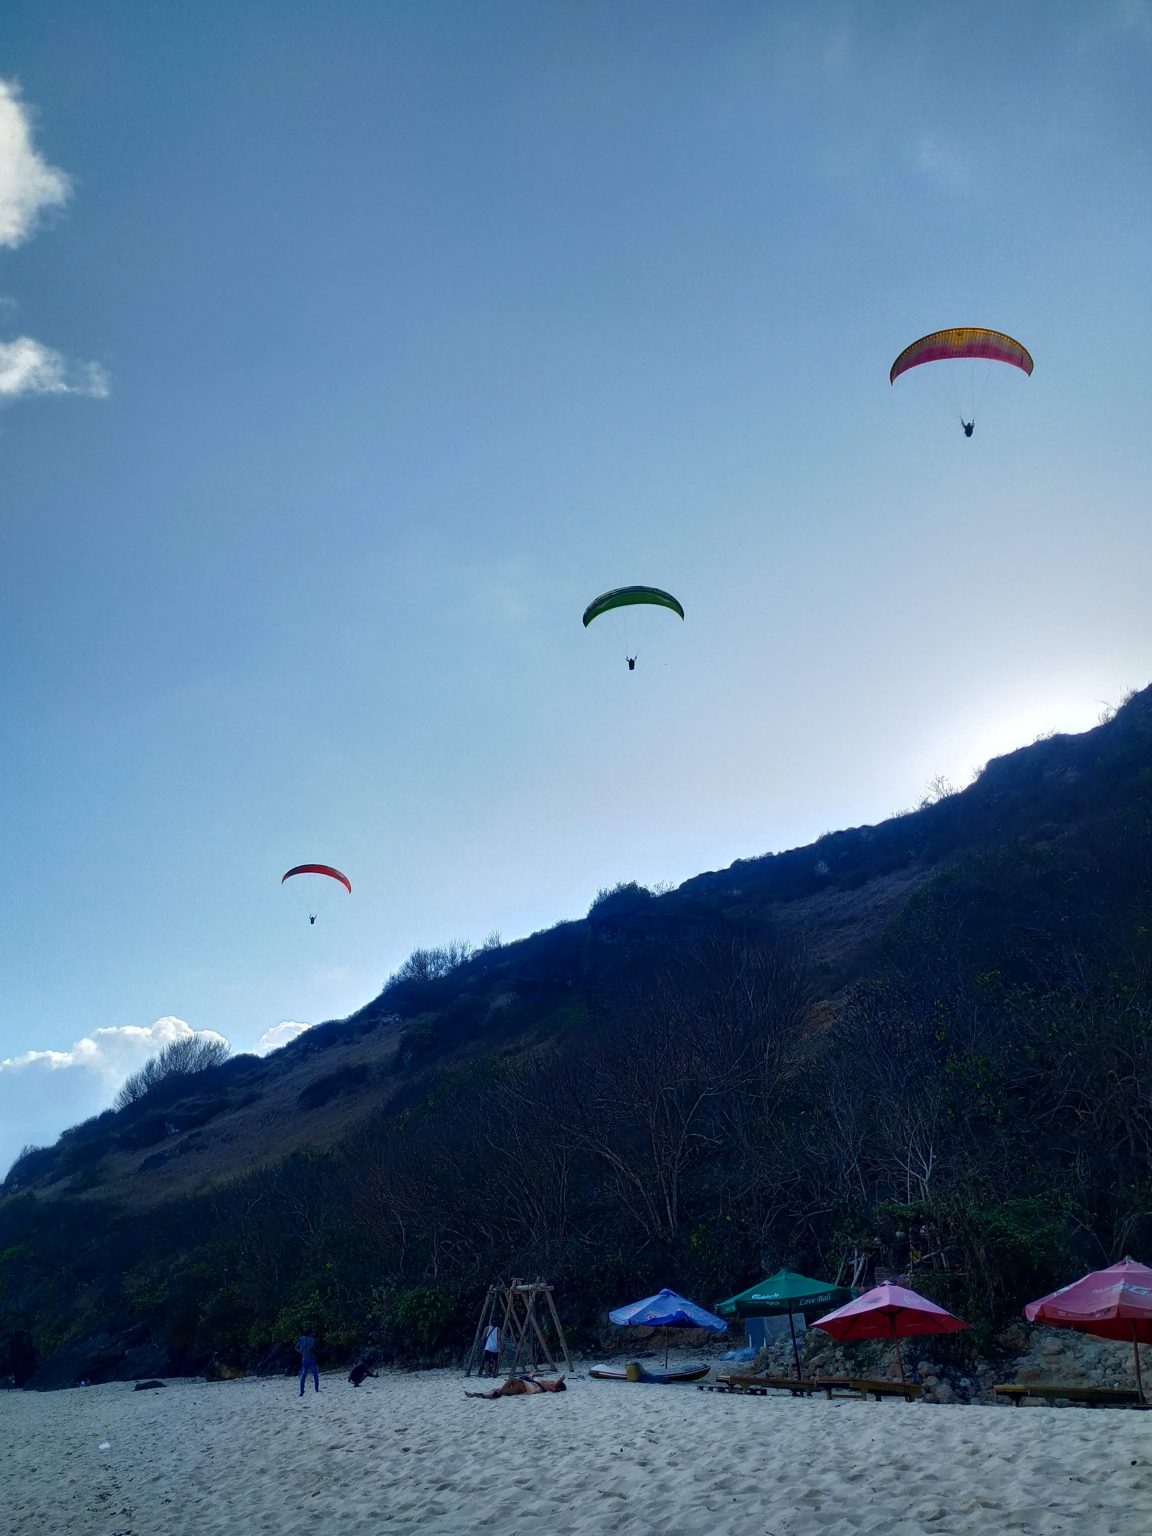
1133 1326 1145 1406
665 1334 670 1371
891 1314 906 1383
788 1306 802 1380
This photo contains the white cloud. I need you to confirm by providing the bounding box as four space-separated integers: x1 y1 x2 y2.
253 1020 313 1054
0 81 108 403
0 335 108 399
0 1017 230 1177
0 79 70 248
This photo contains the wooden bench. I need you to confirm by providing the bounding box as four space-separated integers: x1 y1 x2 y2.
698 1374 818 1396
813 1376 862 1398
846 1378 923 1401
698 1375 872 1399
994 1384 1143 1408
731 1375 820 1396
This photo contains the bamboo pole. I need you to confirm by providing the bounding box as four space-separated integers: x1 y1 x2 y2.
524 1288 557 1372
465 1284 497 1376
506 1278 530 1375
497 1280 516 1373
543 1284 573 1374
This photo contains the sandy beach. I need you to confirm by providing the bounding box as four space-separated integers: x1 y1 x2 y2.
2 1367 1148 1536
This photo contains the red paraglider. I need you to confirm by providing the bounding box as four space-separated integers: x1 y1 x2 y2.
281 864 351 924
281 864 352 893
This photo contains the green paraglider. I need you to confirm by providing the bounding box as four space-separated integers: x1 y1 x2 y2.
581 586 685 627
582 586 684 671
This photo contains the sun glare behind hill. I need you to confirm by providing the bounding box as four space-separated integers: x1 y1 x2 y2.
910 686 1125 800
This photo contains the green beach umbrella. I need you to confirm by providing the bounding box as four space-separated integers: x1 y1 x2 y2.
717 1269 856 1379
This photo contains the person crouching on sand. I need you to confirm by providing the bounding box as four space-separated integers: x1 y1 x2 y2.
348 1360 378 1387
296 1330 319 1396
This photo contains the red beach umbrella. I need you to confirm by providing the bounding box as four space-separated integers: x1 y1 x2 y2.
1024 1257 1152 1403
813 1282 969 1382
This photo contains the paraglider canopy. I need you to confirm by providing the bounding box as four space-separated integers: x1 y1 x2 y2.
890 327 1033 385
281 864 352 894
582 586 685 627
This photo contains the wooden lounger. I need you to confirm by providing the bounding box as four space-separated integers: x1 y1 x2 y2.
994 1384 1143 1408
730 1375 819 1396
699 1375 858 1398
813 1376 859 1398
846 1378 923 1401
697 1375 817 1396
699 1375 921 1402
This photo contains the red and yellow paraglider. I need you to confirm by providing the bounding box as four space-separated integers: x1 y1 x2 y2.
890 327 1033 436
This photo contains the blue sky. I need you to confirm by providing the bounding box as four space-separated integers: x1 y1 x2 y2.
2 1 1150 1172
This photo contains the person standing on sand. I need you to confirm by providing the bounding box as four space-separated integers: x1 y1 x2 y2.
481 1323 501 1376
296 1331 319 1396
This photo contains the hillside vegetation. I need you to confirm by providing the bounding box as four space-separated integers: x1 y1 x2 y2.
2 688 1151 1388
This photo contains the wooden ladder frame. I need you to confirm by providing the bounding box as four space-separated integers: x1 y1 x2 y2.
464 1277 572 1377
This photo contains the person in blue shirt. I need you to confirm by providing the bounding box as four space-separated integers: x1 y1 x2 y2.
296 1332 319 1396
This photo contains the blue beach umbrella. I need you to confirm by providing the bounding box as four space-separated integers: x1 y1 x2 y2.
609 1288 727 1367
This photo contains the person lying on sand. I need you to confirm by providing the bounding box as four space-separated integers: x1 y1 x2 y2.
465 1375 567 1399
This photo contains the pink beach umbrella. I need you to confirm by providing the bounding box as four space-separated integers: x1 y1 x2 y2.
813 1282 969 1382
1024 1257 1152 1404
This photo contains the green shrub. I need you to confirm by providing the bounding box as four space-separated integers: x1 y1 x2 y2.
587 881 653 919
389 1287 454 1350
